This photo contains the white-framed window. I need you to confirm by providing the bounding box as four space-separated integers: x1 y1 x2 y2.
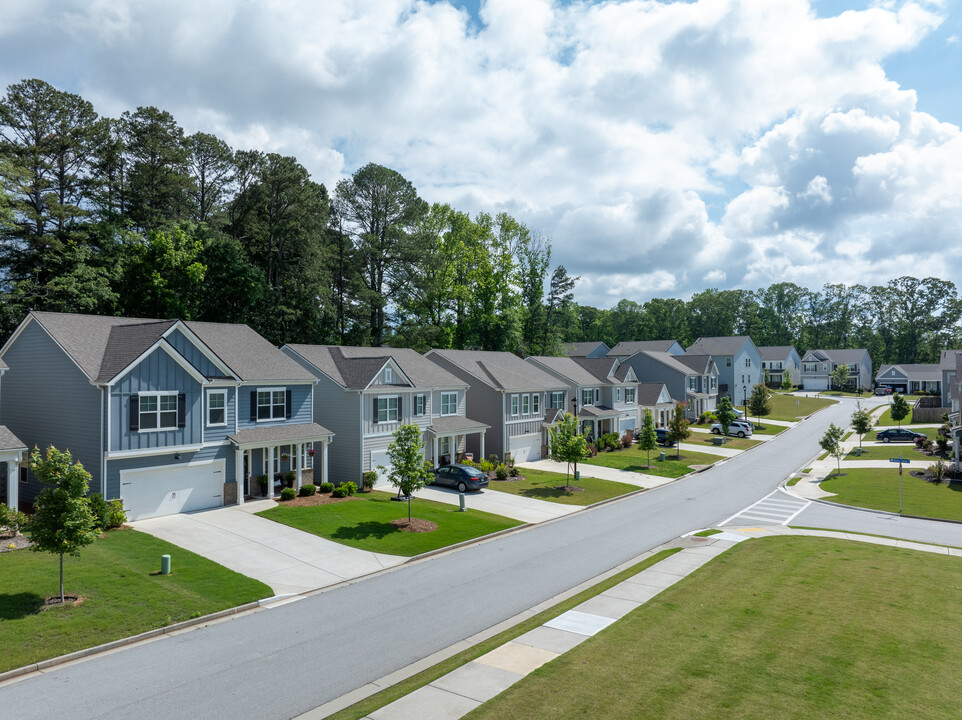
264 450 280 475
385 367 393 383
582 388 593 406
441 391 457 416
688 377 696 391
823 364 828 371
594 388 600 404
726 357 732 367
745 358 751 367
440 436 452 457
207 389 227 427
616 388 621 402
377 396 399 422
551 391 564 409
533 393 540 413
257 388 286 421
415 394 425 416
711 377 717 390
301 444 314 469
510 394 519 416
139 392 178 431
522 394 530 414
803 363 818 373
625 387 635 404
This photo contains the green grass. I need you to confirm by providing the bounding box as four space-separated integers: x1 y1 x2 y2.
766 392 836 420
693 528 721 537
786 476 801 487
746 423 784 436
327 548 681 720
485 468 637 505
845 445 936 460
466 536 962 720
821 468 962 521
688 435 761 451
257 491 522 556
582 445 719 478
874 406 943 428
0 529 272 674
802 467 812 473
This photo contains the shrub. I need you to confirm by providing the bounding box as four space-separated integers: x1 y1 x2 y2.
937 436 949 454
362 471 377 492
342 481 358 496
504 452 515 468
922 438 934 452
298 484 317 497
282 471 296 487
256 475 269 493
319 481 334 493
621 431 633 449
602 432 620 450
331 486 347 498
87 493 127 531
487 454 500 466
495 464 508 480
104 499 127 529
509 465 519 477
915 436 925 448
0 504 27 536
586 443 598 457
930 458 947 484
279 487 297 501
479 459 494 473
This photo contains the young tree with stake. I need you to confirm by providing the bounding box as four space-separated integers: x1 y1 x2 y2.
666 402 691 460
715 396 737 439
819 423 846 477
637 409 658 468
831 363 850 392
850 402 873 449
383 424 432 524
548 412 588 491
890 393 910 428
747 383 771 429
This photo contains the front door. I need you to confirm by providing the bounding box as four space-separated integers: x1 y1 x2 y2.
243 452 250 497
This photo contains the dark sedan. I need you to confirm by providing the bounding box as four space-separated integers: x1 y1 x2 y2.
875 428 926 443
430 464 489 493
634 428 675 446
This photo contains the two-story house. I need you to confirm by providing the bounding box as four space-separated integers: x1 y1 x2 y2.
758 346 801 387
875 364 942 395
686 336 762 404
620 350 718 420
941 350 962 409
800 349 872 391
426 349 568 463
0 311 333 521
526 356 640 438
282 345 488 484
608 340 686 359
0 358 27 511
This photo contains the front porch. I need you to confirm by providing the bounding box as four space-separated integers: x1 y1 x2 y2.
229 422 334 502
578 406 622 440
0 426 26 511
427 416 489 467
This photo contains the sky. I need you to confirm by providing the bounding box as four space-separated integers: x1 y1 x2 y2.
0 0 959 308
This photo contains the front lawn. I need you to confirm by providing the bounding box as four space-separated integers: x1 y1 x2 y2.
766 392 836 420
845 445 938 460
257 491 522 556
688 435 761 451
0 529 272 674
485 468 637 505
821 468 962 521
875 407 942 428
467 536 962 720
582 445 719 478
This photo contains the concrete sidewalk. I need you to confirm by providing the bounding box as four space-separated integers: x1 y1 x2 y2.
132 501 405 597
678 441 741 458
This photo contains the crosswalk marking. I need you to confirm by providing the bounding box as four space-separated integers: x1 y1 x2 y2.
720 490 810 527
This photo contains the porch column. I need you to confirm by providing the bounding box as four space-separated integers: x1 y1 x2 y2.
295 442 303 489
6 458 18 511
433 435 439 469
322 438 329 485
234 448 244 506
266 446 275 499
480 431 485 461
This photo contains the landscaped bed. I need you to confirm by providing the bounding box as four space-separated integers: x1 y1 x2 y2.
484 468 638 505
0 528 272 674
465 536 962 720
582 445 719 478
820 468 962 521
257 490 522 556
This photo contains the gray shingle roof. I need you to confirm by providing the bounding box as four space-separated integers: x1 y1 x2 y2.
686 336 754 356
96 320 178 382
563 341 610 357
579 405 621 419
571 357 634 383
637 383 670 406
184 322 314 382
285 345 466 389
427 416 490 434
639 350 701 377
428 349 565 392
609 340 681 356
528 356 605 387
940 349 962 370
876 364 941 382
676 354 714 374
0 425 26 451
228 422 332 446
805 348 868 364
758 345 797 361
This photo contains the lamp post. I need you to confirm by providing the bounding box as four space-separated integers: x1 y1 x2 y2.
743 385 747 420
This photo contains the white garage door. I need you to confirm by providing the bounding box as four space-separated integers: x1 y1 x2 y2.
620 418 636 434
806 377 828 390
121 460 225 521
370 451 393 484
509 433 541 463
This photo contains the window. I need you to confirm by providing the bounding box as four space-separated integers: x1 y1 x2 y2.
139 392 178 431
385 367 393 383
441 391 457 416
532 393 540 413
745 358 751 367
594 388 601 404
415 394 425 416
616 388 621 403
624 387 635 404
711 377 717 390
803 363 817 373
551 391 564 409
522 394 530 414
264 450 279 475
301 444 314 469
688 377 696 391
257 389 286 420
377 396 399 423
207 390 226 427
440 436 451 456
582 388 593 406
511 394 519 416
726 357 732 367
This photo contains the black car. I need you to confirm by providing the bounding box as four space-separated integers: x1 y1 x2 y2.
875 428 926 443
635 428 675 446
430 464 489 492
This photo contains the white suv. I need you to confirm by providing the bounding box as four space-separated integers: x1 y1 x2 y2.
710 420 753 438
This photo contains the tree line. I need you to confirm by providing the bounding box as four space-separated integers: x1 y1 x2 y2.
1 78 956 365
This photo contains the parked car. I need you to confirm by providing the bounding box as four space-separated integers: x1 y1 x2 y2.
710 420 754 438
874 386 893 395
430 463 489 492
875 428 926 443
634 428 675 446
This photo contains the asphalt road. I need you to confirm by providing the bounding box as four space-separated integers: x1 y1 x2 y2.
4 396 940 720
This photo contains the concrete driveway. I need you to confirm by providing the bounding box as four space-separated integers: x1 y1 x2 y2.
131 500 405 597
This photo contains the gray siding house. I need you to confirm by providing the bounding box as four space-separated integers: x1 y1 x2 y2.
876 364 942 395
282 345 488 485
0 312 331 520
637 383 674 428
686 336 762 404
758 346 801 387
608 340 686 358
620 350 718 420
800 349 872 391
941 350 962 408
526 356 641 438
563 341 611 358
426 349 568 463
0 358 27 511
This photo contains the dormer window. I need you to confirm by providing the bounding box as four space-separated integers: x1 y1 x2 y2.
385 367 393 383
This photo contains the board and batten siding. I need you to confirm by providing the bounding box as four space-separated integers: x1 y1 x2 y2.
236 383 312 431
0 320 104 501
203 386 236 445
111 346 203 452
166 329 224 378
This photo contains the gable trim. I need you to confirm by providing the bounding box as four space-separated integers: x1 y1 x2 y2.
106 339 209 387
164 322 238 380
281 346 347 389
363 358 414 391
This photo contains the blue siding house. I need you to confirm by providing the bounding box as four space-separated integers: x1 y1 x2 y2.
0 312 332 520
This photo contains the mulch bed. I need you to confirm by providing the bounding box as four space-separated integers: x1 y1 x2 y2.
484 470 526 482
275 491 361 507
554 485 584 493
390 518 437 533
41 595 85 609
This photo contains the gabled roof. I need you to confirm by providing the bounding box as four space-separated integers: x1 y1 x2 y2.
758 345 798 361
637 382 671 406
686 336 755 357
571 357 635 383
940 349 962 370
286 345 465 390
609 340 682 356
427 349 564 392
803 348 868 364
563 341 610 358
17 311 311 384
876 364 941 382
528 356 602 387
676 354 715 375
635 350 701 377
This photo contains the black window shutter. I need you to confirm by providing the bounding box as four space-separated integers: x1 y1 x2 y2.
373 397 378 424
250 391 257 422
177 393 186 428
129 394 139 431
285 389 292 419
397 397 402 418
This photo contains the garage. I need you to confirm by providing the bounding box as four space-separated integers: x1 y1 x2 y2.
121 460 225 521
805 377 828 391
619 417 636 434
509 433 541 463
370 450 393 484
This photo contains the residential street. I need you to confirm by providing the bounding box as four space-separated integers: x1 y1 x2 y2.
6 395 957 720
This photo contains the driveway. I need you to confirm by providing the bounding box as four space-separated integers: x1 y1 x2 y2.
131 500 405 597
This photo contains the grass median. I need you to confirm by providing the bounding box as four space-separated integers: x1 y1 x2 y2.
582 445 720 478
0 528 272 674
767 392 836 420
485 468 638 505
257 490 523 556
466 536 962 720
821 467 962 521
